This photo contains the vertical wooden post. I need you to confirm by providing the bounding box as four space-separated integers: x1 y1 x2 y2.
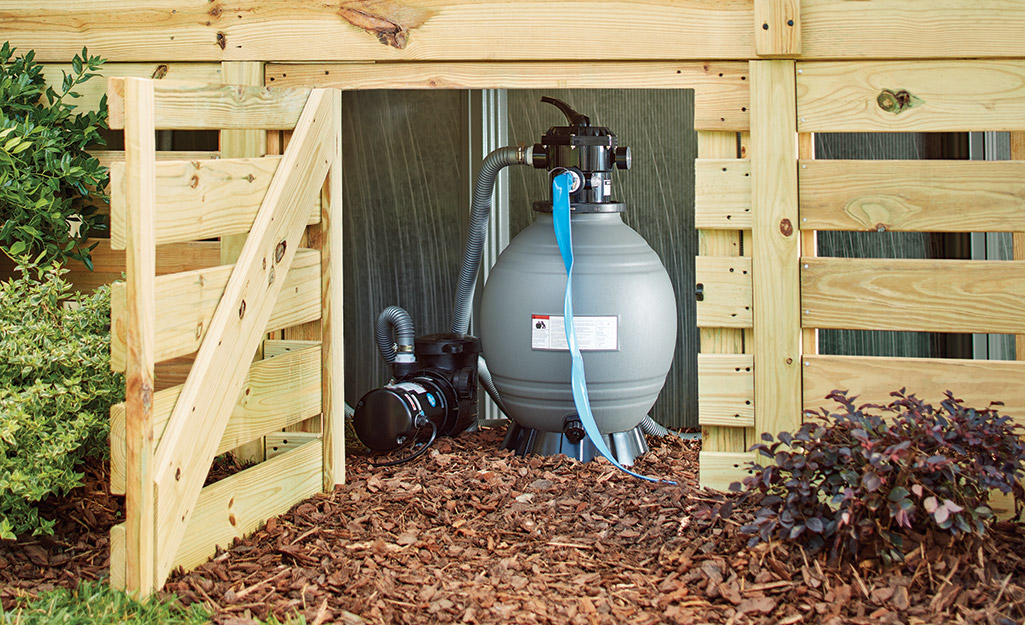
322 91 345 489
221 62 268 463
1013 133 1025 360
751 60 801 439
798 132 817 410
755 0 801 57
123 77 158 597
697 131 749 482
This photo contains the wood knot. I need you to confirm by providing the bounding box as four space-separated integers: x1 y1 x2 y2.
190 175 199 189
151 64 169 80
216 31 227 50
779 218 793 237
275 240 287 263
877 89 920 115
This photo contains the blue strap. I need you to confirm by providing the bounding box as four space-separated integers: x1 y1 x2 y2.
551 171 673 484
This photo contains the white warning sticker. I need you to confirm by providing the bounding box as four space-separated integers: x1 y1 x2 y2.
531 315 619 351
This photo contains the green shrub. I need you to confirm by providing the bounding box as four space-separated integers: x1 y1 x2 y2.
728 390 1025 564
0 258 123 538
0 42 109 269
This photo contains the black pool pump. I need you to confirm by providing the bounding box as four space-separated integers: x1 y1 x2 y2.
353 317 480 464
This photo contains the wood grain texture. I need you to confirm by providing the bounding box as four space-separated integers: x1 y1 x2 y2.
802 257 1025 334
320 92 345 490
2 1 753 62
92 150 219 170
267 61 751 132
802 0 1025 59
800 160 1025 233
695 158 752 229
698 452 756 492
109 157 321 249
151 88 336 587
696 130 749 485
1012 133 1025 360
42 63 221 114
108 77 311 130
170 440 321 575
797 61 1025 132
122 77 157 597
698 354 754 427
110 345 322 495
109 523 126 590
110 249 322 371
265 432 320 460
695 256 752 328
751 60 801 442
754 0 800 57
803 355 1025 422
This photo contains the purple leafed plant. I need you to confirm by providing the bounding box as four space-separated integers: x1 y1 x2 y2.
729 390 1025 564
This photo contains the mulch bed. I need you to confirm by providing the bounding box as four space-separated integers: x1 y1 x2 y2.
2 426 1025 624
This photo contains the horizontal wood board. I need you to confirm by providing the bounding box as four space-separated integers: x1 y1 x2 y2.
110 345 322 494
800 160 1025 232
2 1 753 62
267 62 750 132
168 440 322 574
798 60 1025 132
695 256 753 328
695 159 752 229
698 354 754 427
110 157 321 248
110 249 322 370
802 257 1025 334
108 78 311 130
698 452 756 492
41 63 222 113
804 355 1025 422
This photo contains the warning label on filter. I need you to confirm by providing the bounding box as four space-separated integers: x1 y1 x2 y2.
531 315 619 351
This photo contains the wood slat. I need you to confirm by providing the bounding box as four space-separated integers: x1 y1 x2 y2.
803 355 1025 421
170 440 322 575
268 62 750 132
751 60 802 444
110 249 322 371
754 0 800 57
797 61 1025 133
698 452 755 492
92 150 220 170
109 523 125 590
110 345 322 495
695 159 752 229
801 0 1025 59
110 157 321 249
802 257 1025 334
151 88 337 588
698 354 754 427
42 63 222 114
266 432 320 460
2 2 754 63
108 78 311 130
695 256 752 328
800 160 1025 233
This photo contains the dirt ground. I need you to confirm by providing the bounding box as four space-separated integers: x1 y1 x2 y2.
2 426 1025 624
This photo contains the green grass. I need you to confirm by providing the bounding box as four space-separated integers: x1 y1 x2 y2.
0 581 210 625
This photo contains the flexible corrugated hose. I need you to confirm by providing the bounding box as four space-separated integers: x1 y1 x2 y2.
450 146 530 336
375 305 415 365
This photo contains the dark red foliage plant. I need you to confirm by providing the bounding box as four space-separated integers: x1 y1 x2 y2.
729 389 1025 564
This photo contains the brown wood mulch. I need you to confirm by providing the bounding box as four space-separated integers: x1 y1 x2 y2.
2 426 1025 624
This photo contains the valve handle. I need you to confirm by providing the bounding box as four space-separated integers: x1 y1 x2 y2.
540 96 590 128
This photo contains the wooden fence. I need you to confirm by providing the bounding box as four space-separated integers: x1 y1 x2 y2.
104 77 343 596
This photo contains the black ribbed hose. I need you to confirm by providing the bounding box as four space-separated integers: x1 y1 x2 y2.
375 305 415 365
450 146 529 336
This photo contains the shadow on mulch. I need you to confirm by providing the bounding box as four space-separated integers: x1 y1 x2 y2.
2 426 1025 624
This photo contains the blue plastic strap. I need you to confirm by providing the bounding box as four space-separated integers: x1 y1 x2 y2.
551 171 673 484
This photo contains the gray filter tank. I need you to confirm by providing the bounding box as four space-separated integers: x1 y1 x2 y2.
480 97 677 465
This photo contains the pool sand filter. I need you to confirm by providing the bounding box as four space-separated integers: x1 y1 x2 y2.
353 97 678 471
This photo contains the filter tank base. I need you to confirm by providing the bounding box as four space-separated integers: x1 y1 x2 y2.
501 422 649 465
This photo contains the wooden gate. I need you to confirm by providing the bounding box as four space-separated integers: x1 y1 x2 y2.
105 77 343 596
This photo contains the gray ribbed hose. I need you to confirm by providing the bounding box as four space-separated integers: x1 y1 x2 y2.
375 305 415 364
477 355 508 415
450 146 530 336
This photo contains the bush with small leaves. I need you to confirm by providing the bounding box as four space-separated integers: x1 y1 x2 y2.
0 42 109 269
0 257 123 538
729 390 1025 564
